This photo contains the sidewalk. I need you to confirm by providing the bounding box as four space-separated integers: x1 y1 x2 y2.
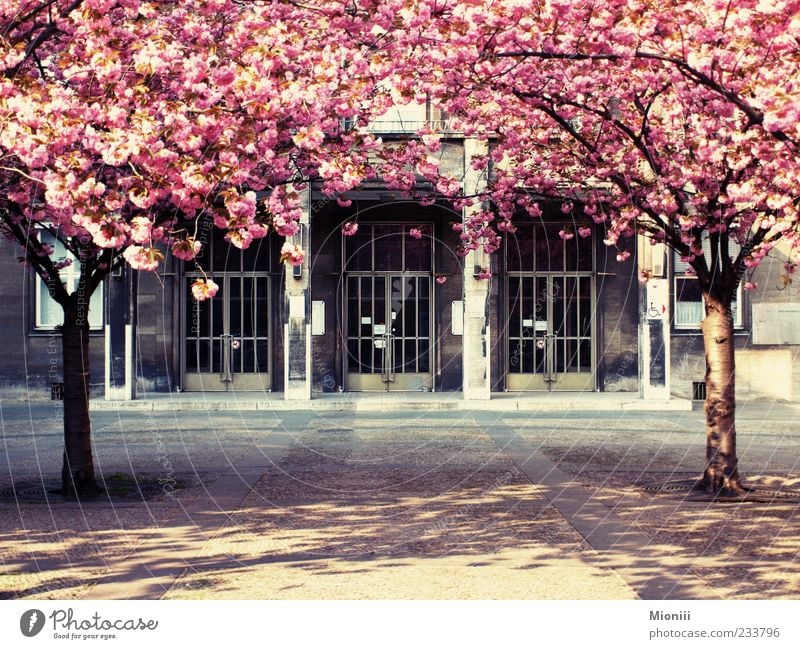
1 404 799 599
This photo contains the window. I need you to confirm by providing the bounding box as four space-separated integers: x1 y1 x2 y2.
35 231 103 330
673 239 743 330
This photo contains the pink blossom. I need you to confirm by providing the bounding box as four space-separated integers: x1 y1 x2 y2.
409 227 423 239
172 238 202 261
577 227 592 238
558 229 574 241
123 245 164 271
743 281 758 291
616 250 631 262
129 217 152 244
341 222 359 236
292 126 325 150
435 275 447 284
280 242 305 266
191 278 219 301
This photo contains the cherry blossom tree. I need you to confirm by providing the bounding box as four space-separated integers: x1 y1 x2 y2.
0 0 440 497
401 0 800 496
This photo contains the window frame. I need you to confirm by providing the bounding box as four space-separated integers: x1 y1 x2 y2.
672 242 745 332
33 230 104 331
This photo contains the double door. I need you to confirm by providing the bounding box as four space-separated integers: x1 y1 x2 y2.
184 274 270 391
506 274 594 391
345 274 432 391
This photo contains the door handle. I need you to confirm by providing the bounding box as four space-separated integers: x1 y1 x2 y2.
385 333 395 383
544 333 555 384
220 334 233 383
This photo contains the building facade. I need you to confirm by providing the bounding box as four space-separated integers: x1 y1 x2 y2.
2 127 799 404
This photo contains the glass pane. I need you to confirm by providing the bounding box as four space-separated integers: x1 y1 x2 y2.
347 339 360 372
374 344 384 375
675 278 703 327
242 235 270 271
256 339 269 373
255 278 269 338
374 225 403 271
242 278 254 337
211 339 221 373
418 339 430 373
227 277 241 337
534 338 545 374
507 223 534 272
345 227 372 271
360 339 373 372
554 337 565 373
198 340 210 373
521 278 534 337
552 277 565 336
212 286 224 337
579 339 591 370
241 339 255 373
231 338 241 374
566 339 578 373
509 339 522 373
564 277 578 337
405 339 417 372
348 297 359 338
392 338 404 372
186 340 198 372
566 228 593 271
212 236 240 273
536 224 563 272
405 229 432 271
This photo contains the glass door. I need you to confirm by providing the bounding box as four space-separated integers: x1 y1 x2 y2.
506 221 595 391
345 274 432 391
343 223 434 391
184 275 270 391
183 229 271 392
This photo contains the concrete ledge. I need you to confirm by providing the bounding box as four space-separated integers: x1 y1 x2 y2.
89 393 692 413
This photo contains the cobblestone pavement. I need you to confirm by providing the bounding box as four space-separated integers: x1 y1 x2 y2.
1 402 799 599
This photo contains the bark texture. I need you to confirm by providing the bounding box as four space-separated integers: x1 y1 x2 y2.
60 309 99 499
700 292 743 496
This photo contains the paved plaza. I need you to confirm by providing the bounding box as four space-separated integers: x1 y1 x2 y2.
1 396 800 600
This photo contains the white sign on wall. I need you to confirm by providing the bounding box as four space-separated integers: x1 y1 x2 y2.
752 303 800 344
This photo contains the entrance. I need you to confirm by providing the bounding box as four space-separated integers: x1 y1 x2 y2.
505 222 595 391
183 232 271 391
343 223 433 391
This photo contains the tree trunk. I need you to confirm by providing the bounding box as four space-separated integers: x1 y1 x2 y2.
700 293 744 496
60 317 99 499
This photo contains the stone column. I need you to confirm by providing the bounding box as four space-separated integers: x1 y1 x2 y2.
462 138 491 400
637 235 671 400
104 265 137 400
284 189 312 400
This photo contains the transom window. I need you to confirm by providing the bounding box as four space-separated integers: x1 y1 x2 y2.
506 221 593 273
344 223 432 272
